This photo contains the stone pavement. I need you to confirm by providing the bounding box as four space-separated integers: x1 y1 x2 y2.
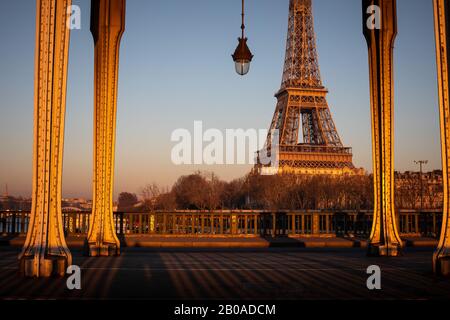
0 247 449 300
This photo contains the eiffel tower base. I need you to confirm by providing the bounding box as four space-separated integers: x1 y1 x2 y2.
20 255 68 278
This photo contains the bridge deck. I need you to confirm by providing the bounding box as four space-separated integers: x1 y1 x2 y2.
0 247 449 300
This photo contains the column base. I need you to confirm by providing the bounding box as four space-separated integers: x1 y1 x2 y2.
19 255 68 278
367 244 401 257
433 255 450 277
84 242 120 257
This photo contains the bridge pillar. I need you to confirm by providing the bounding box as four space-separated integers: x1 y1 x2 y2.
86 0 126 256
362 0 402 256
433 0 450 276
19 0 72 277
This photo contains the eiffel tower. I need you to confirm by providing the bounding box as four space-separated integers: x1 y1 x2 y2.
258 0 359 175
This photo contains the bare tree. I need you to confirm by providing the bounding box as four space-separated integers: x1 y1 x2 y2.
117 192 139 212
138 170 440 211
140 183 161 211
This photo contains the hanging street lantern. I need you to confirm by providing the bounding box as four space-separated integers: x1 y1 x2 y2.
232 0 253 76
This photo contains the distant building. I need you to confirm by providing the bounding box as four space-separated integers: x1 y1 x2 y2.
0 196 32 211
395 170 443 210
61 198 92 211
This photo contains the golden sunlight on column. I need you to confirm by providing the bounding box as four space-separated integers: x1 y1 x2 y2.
19 0 73 277
362 0 402 256
86 0 126 256
433 0 450 276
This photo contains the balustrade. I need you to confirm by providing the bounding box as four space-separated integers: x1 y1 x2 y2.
0 210 442 238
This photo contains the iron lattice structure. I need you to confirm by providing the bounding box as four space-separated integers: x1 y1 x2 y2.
259 0 358 175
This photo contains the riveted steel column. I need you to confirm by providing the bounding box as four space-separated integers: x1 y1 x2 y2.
86 0 126 256
433 0 450 276
19 0 73 277
363 0 402 256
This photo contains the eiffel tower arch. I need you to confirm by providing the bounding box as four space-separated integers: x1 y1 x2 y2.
258 0 362 175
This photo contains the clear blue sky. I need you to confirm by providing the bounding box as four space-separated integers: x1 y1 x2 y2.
0 0 440 198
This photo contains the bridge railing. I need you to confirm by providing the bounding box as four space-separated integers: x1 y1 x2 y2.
0 210 442 238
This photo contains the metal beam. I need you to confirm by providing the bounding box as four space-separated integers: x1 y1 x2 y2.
362 0 402 256
433 0 450 276
19 0 73 277
86 0 126 256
